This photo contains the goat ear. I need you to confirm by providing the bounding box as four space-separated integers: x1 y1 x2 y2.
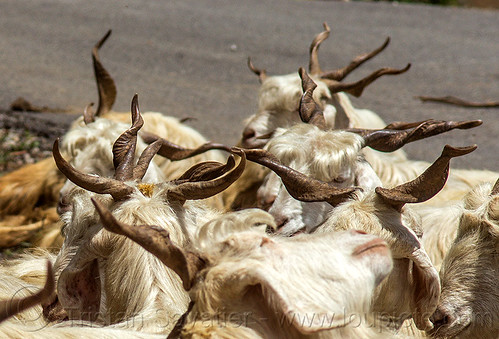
408 248 441 331
353 160 381 190
57 258 101 321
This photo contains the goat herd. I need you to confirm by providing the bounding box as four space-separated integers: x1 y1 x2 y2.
0 23 497 339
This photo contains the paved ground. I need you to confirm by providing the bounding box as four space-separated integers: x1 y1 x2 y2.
0 0 498 171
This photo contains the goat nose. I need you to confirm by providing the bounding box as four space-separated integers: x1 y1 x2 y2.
57 195 72 215
274 216 289 230
430 306 451 329
258 195 276 211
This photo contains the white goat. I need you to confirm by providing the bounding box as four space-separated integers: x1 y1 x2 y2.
46 99 246 335
245 142 477 332
428 180 499 339
95 204 396 338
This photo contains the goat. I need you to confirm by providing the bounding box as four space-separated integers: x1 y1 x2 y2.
428 179 499 339
45 96 245 335
94 202 396 338
244 142 476 332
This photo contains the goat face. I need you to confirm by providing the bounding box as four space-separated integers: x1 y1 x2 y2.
187 226 393 337
255 125 381 235
430 182 499 339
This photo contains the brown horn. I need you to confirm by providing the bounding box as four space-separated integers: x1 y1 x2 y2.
350 119 482 152
320 37 390 81
417 95 499 108
83 102 96 125
244 148 356 206
53 139 133 200
140 131 232 161
133 140 163 181
113 94 144 181
298 67 327 129
375 144 477 210
322 63 411 97
247 57 267 83
92 199 204 290
490 178 499 196
168 149 246 202
92 29 117 116
0 261 55 323
175 156 236 183
308 22 331 76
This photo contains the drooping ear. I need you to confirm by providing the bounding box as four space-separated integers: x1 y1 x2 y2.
57 255 101 321
407 248 441 331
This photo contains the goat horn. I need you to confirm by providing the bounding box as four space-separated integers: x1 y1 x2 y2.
375 144 477 210
321 37 391 81
298 67 327 129
53 139 133 200
92 29 117 116
140 131 232 161
308 22 331 76
83 102 95 125
247 57 267 83
350 119 482 152
113 94 144 181
0 261 55 323
168 149 246 202
175 156 236 183
92 199 204 291
244 148 356 206
490 178 499 196
322 63 411 97
133 140 163 181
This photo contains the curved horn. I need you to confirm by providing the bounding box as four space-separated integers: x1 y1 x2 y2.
247 57 267 83
322 63 411 97
92 199 204 290
375 144 477 210
298 67 326 129
83 102 95 125
133 140 163 181
244 148 356 206
113 94 144 181
490 178 499 196
0 261 55 323
53 139 133 200
175 156 236 183
308 22 331 76
350 119 482 152
140 131 232 161
168 149 246 202
92 29 117 116
321 37 390 81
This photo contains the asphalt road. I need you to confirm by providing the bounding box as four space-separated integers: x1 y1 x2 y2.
1 0 498 170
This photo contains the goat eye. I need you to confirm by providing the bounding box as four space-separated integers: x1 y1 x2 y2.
333 177 346 184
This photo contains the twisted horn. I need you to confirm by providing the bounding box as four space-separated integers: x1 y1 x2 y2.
168 149 246 202
308 22 331 76
298 67 327 129
376 145 477 210
140 131 232 161
320 37 390 81
112 94 144 181
247 57 267 83
92 199 204 290
322 63 411 97
53 139 133 200
244 148 356 206
0 262 55 323
83 102 95 125
92 29 117 117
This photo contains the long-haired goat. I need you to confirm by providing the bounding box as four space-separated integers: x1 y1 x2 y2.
94 203 396 338
45 98 245 335
245 142 476 332
428 179 499 339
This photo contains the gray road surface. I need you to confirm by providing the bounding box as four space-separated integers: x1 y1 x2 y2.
0 0 498 170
